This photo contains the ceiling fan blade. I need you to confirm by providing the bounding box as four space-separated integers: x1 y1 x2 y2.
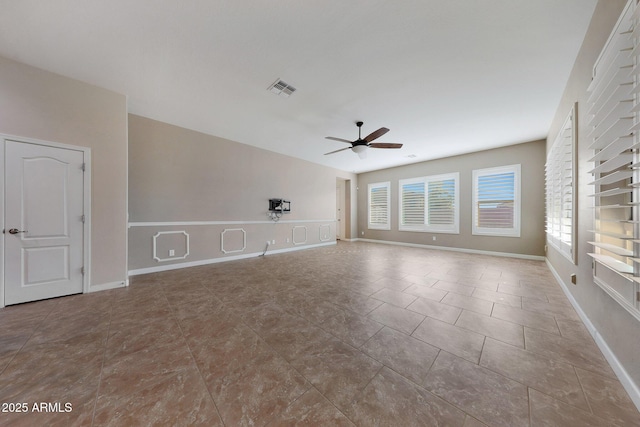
369 143 403 149
363 127 389 142
325 136 353 144
324 146 352 155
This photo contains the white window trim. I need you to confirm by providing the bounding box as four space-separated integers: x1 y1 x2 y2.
472 164 521 237
368 181 390 230
399 172 460 234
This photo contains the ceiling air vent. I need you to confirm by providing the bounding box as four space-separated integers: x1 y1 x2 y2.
268 79 296 98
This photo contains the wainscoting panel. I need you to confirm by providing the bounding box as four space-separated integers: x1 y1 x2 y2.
292 226 307 245
153 231 190 262
319 224 332 242
221 228 246 254
128 220 336 274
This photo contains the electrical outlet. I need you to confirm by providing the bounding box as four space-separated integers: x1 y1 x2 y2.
432 236 436 241
272 240 276 245
361 231 364 236
286 238 290 243
169 249 175 256
570 274 577 285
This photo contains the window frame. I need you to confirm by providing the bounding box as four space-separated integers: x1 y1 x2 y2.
398 172 460 234
367 181 391 230
472 164 521 237
546 104 577 263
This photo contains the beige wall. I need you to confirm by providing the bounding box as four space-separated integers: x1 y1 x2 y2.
546 0 640 395
128 115 356 272
357 140 546 257
0 55 128 288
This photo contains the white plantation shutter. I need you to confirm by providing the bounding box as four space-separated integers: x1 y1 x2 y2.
428 177 456 227
587 0 640 320
400 179 425 229
546 104 576 262
399 173 459 233
472 165 521 237
368 182 390 230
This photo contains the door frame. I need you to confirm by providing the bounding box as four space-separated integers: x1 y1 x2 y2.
0 134 91 308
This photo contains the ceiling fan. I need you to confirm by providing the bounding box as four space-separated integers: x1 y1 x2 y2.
325 121 403 159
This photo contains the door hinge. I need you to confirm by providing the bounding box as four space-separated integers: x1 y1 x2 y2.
81 163 86 172
81 214 85 223
81 267 85 275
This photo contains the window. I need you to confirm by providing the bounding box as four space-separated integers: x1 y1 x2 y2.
472 164 521 237
587 0 640 321
368 182 390 230
399 173 459 233
546 104 576 262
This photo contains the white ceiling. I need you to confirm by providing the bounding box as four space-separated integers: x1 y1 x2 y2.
0 0 597 173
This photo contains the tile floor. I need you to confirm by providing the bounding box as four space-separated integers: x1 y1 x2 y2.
0 241 639 426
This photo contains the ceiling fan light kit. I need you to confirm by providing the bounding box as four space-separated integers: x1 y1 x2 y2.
324 121 402 159
351 145 368 158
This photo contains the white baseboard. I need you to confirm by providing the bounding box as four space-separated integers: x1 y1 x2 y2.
128 241 337 276
88 280 126 293
546 259 640 411
357 238 545 261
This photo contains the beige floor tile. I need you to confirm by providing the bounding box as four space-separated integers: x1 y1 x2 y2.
455 310 524 348
207 346 310 426
471 288 522 308
524 328 616 379
290 338 382 413
403 274 438 287
265 388 354 426
480 338 589 410
403 283 447 301
320 310 383 348
367 303 425 334
576 367 640 426
412 317 485 363
347 367 467 426
372 277 414 291
522 297 581 322
529 388 611 427
407 297 462 324
461 279 499 292
441 292 493 316
361 327 439 384
556 318 595 344
491 303 560 334
424 351 530 427
463 415 489 426
371 287 418 308
94 368 224 427
433 280 475 296
100 339 196 399
334 294 384 317
497 282 549 301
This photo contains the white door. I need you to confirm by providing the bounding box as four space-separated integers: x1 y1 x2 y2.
4 140 85 305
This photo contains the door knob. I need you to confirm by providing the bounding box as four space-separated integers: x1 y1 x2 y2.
8 228 27 234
